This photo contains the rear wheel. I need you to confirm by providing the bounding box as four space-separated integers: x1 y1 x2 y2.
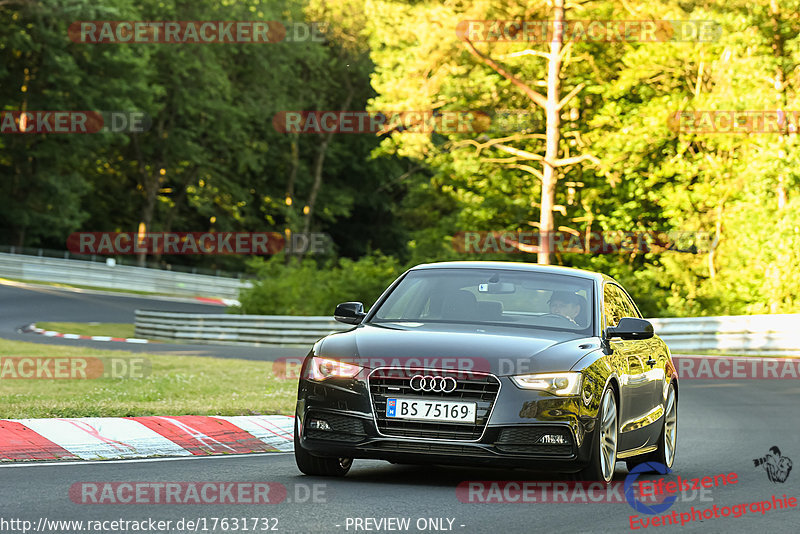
578 386 618 482
626 381 677 472
294 419 353 476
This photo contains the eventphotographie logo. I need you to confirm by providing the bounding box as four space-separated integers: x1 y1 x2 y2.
753 446 793 483
625 462 678 515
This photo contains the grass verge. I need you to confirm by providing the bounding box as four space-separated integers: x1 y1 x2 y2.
0 338 296 418
36 322 137 339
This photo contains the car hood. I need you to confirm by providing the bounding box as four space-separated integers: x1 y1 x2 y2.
317 322 601 376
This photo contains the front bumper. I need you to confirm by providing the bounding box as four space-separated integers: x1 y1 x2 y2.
296 373 600 472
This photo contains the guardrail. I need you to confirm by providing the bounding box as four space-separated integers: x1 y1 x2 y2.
135 310 345 345
0 252 250 299
649 314 800 353
135 310 800 351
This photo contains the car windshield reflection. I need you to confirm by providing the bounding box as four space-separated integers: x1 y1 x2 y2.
370 268 594 334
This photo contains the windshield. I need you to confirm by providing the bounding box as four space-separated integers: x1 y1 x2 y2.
370 268 594 334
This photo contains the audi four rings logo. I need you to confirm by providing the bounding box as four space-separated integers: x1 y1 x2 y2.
409 374 458 393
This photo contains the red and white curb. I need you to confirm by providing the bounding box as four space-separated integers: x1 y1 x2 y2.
195 297 240 306
0 415 294 461
21 324 150 344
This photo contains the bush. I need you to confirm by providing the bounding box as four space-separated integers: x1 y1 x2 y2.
237 252 403 316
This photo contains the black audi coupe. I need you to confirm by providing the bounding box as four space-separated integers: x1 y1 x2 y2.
294 262 678 482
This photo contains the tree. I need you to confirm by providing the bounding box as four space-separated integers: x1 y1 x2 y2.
0 0 150 248
367 0 608 265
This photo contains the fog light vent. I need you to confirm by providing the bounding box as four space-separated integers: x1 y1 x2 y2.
308 418 331 431
536 434 569 445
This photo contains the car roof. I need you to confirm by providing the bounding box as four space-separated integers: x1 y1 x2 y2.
409 261 614 283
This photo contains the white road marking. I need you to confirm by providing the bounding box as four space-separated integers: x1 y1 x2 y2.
213 415 295 452
0 452 292 468
15 417 191 460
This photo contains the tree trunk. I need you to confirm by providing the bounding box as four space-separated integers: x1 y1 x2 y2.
139 172 158 267
131 133 163 267
15 227 25 249
154 169 196 263
300 88 354 244
302 133 333 236
538 0 564 265
285 134 299 264
770 0 788 210
286 134 299 203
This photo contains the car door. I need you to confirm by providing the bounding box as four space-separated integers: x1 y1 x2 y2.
615 284 664 443
603 283 654 450
618 285 670 440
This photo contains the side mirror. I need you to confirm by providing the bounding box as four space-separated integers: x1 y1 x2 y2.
334 302 366 325
606 317 654 340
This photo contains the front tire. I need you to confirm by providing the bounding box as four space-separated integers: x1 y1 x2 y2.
294 419 353 476
578 386 618 482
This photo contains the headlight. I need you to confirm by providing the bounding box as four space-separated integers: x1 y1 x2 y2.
303 357 363 380
511 372 582 396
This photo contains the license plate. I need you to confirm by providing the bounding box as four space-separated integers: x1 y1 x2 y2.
385 398 476 423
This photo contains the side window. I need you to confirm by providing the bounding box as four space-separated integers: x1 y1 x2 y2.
604 284 641 329
616 287 642 319
603 285 624 329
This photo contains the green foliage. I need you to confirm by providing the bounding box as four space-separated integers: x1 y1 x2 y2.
237 252 402 315
365 0 800 318
3 0 800 318
0 0 412 269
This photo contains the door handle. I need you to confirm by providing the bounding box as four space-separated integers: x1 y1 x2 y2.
646 357 656 367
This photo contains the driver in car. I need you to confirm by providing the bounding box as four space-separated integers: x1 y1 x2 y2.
548 291 583 327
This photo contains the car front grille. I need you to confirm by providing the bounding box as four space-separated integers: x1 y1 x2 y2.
368 368 500 441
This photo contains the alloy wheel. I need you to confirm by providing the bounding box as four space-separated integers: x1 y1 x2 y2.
599 389 618 481
663 385 677 468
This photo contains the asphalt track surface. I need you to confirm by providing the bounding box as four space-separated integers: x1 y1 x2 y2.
0 281 306 361
2 281 799 532
2 380 798 533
